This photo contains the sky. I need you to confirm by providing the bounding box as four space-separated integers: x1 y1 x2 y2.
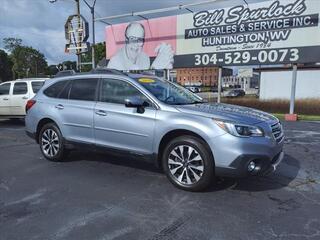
0 0 266 65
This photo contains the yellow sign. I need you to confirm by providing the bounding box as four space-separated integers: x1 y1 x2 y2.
138 78 155 83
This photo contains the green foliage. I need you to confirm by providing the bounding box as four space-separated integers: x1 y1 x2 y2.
57 61 77 71
45 61 77 77
2 38 106 79
81 42 106 72
3 37 22 52
2 38 48 79
11 46 48 78
45 65 59 76
0 49 13 82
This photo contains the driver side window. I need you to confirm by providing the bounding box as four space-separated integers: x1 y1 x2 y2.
0 83 11 95
100 79 152 107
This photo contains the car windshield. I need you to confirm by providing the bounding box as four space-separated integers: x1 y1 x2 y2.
134 76 204 105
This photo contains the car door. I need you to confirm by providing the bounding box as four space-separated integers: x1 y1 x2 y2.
0 82 12 116
56 78 98 144
10 81 30 116
94 78 157 155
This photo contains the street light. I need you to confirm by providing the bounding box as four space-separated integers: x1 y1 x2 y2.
49 0 97 69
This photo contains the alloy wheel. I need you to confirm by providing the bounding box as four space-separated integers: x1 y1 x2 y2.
168 145 204 185
41 129 60 157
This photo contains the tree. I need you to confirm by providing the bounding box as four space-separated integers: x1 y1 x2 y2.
3 37 22 52
45 61 77 77
80 42 106 72
57 60 77 71
11 46 48 78
3 38 48 79
45 65 59 76
0 49 13 82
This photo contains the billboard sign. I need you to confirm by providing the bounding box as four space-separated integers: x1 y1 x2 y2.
65 14 90 54
105 0 320 70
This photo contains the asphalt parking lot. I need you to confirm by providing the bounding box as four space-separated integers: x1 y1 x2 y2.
1 119 320 240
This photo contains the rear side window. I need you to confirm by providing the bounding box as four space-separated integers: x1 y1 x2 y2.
69 79 98 101
31 81 45 93
58 81 71 99
0 83 11 95
13 82 28 95
100 78 151 105
44 80 69 98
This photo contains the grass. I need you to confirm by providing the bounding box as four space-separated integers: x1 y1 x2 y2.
273 113 320 121
221 98 320 116
204 97 320 121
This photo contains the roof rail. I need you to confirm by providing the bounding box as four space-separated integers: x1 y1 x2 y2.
54 70 76 78
90 68 128 76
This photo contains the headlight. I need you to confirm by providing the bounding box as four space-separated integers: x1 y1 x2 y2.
214 120 264 137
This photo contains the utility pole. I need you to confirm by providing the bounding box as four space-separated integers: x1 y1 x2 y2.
82 0 97 69
91 6 95 69
50 0 95 70
75 0 82 72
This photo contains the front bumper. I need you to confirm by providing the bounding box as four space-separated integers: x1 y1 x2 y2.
215 150 284 177
208 130 284 178
263 151 284 175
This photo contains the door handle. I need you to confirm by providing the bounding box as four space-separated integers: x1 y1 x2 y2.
3 98 9 100
22 96 28 100
95 110 107 116
55 104 64 110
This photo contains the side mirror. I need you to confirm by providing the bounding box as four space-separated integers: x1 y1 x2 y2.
125 97 149 113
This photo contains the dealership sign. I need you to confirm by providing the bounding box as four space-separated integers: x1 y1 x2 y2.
106 0 320 70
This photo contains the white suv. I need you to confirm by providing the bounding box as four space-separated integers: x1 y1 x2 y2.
0 78 48 118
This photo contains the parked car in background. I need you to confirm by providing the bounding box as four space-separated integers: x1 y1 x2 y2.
211 86 224 93
226 89 246 98
185 86 200 93
25 69 284 191
0 78 48 118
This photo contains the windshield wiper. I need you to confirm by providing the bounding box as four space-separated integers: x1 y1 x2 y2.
189 101 205 104
173 101 205 105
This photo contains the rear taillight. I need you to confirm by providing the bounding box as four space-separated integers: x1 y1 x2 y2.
26 100 36 113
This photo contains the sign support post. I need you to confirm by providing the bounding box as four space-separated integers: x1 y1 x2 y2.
217 67 222 103
290 64 298 114
91 8 96 69
285 64 298 121
166 69 170 81
82 0 97 69
76 0 81 72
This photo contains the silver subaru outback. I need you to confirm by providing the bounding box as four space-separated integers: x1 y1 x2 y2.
25 69 284 191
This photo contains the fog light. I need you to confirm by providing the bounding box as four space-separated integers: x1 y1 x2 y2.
248 161 256 172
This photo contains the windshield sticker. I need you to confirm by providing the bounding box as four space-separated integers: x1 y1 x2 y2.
139 78 155 83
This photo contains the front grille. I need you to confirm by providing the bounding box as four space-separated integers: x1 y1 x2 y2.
271 122 284 143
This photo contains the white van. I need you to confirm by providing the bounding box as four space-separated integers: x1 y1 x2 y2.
0 78 48 118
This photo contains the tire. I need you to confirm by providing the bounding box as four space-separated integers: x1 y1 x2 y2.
162 135 215 191
39 122 68 162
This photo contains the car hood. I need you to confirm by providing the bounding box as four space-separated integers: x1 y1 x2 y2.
175 103 277 125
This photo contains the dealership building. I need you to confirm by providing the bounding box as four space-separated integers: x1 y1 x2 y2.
258 65 320 100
